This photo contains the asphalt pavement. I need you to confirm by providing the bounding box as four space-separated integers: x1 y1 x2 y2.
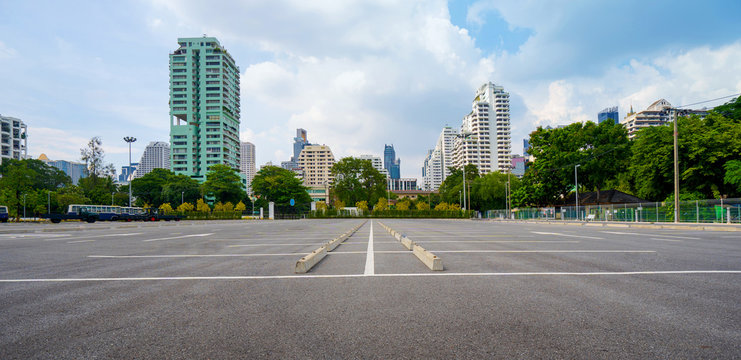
1 219 739 358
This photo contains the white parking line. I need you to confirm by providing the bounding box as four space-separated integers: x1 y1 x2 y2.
431 250 656 254
418 240 580 243
409 235 535 238
68 240 96 244
142 233 213 242
650 238 682 242
601 231 699 240
532 231 604 239
45 233 145 241
364 221 374 276
227 243 322 247
2 270 739 282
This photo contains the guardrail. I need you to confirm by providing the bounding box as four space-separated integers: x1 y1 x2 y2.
485 198 741 224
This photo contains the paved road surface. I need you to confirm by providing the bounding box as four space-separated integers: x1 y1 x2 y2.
1 219 739 358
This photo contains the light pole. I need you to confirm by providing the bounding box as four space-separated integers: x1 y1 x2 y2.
181 191 184 205
123 137 136 207
575 164 581 221
455 132 474 210
111 192 114 206
673 109 679 223
23 193 26 219
47 191 50 213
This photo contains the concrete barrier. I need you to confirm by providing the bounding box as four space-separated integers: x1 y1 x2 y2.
295 245 328 273
412 244 443 271
400 236 414 250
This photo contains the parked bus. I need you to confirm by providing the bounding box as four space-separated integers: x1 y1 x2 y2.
67 205 145 221
0 206 8 223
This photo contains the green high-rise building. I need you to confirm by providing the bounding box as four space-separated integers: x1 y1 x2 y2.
169 37 242 183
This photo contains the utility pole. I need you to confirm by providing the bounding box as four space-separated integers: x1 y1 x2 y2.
673 110 679 223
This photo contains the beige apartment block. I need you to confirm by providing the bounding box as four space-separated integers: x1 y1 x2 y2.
297 144 335 188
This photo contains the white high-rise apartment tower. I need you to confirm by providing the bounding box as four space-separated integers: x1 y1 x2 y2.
133 141 170 179
240 141 256 194
452 82 511 173
422 126 457 191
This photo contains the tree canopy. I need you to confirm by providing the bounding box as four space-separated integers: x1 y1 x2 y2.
331 157 387 207
201 164 246 204
251 166 311 213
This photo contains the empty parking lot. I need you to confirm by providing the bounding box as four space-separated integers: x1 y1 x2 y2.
1 219 740 358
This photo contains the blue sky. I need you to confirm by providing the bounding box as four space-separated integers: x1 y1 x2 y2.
1 0 740 181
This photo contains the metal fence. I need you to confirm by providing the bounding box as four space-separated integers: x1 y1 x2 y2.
485 198 741 224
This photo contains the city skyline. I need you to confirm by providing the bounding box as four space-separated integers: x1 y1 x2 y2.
1 1 740 182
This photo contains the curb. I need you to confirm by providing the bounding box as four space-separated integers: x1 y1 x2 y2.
377 222 444 271
294 220 367 273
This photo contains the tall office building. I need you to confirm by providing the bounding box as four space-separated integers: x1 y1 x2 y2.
119 163 138 183
383 144 401 179
598 106 619 124
452 82 511 174
1 114 27 161
621 99 708 139
38 154 87 185
240 141 256 194
297 145 335 202
168 36 241 183
281 128 311 170
133 141 170 179
422 126 457 191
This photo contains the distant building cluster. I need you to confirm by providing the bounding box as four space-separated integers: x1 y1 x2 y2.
5 34 722 205
422 82 512 190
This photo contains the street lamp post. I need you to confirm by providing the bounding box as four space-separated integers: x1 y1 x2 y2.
111 192 114 206
455 132 474 211
181 191 184 205
575 164 581 221
47 191 50 213
23 193 26 219
123 137 136 207
673 110 679 223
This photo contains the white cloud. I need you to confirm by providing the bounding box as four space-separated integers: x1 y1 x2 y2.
140 0 741 180
0 41 18 59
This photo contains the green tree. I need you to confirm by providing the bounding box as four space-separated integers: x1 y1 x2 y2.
356 200 369 212
711 96 741 120
434 202 449 211
235 201 247 211
629 113 741 200
80 136 115 187
0 159 72 218
177 202 194 212
516 121 630 206
162 174 202 205
131 168 175 207
202 164 246 204
78 175 117 205
373 197 388 211
438 164 479 208
416 201 430 210
470 171 522 211
251 166 311 213
724 160 741 193
196 199 211 213
331 157 387 207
